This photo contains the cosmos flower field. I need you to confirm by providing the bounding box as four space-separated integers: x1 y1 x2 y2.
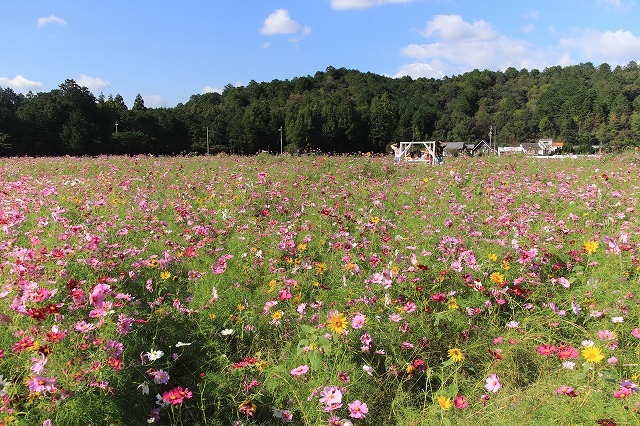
1 153 639 425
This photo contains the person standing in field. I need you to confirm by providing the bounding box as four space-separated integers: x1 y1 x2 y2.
391 143 401 164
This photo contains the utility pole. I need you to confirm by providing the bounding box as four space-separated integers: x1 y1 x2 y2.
279 126 283 155
115 121 118 134
489 126 494 153
206 127 209 155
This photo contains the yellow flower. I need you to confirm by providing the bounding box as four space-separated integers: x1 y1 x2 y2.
490 271 505 285
501 260 510 270
437 395 452 410
423 177 429 184
326 312 348 334
149 258 159 268
237 304 245 311
581 346 605 363
370 216 381 225
584 240 599 255
406 364 415 374
447 348 464 362
488 253 498 262
271 310 283 321
315 263 327 275
297 243 307 251
447 297 458 310
160 271 171 280
268 279 277 292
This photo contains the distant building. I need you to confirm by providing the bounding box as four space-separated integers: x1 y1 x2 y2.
498 139 564 156
470 140 497 156
443 141 465 157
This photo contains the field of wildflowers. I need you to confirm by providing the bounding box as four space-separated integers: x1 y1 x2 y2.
0 152 639 425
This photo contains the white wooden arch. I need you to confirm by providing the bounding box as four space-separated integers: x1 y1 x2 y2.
398 141 438 165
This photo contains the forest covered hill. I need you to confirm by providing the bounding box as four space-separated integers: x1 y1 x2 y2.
2 62 640 156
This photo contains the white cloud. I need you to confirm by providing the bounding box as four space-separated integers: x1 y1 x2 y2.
330 0 416 10
396 15 559 78
260 9 311 43
418 15 498 42
394 62 446 79
559 29 640 64
143 95 166 108
76 74 110 92
37 15 67 27
0 75 43 92
203 81 243 94
522 10 540 20
260 9 301 35
203 86 223 94
395 14 640 80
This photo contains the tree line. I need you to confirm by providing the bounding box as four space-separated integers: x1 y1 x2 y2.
2 62 640 157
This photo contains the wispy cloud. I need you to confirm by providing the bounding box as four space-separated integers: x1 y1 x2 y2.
598 0 635 13
330 0 416 10
76 74 110 92
37 15 67 28
0 75 43 92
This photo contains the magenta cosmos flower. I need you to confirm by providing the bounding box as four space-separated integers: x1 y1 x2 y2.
162 386 192 405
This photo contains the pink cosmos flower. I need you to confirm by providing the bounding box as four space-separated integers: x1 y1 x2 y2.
348 400 368 418
597 330 616 341
319 386 343 408
485 374 501 393
614 388 632 399
151 369 170 384
556 385 577 397
290 365 309 376
27 376 57 393
104 339 124 357
351 312 366 329
30 354 48 375
557 345 579 360
89 283 111 308
631 328 640 338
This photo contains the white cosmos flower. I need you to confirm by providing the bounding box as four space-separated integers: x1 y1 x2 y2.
145 349 164 362
138 382 149 395
221 328 234 336
175 341 192 347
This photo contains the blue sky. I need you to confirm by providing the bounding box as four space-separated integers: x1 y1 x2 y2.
2 0 640 108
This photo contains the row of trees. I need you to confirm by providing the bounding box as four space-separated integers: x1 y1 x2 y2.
2 62 640 156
